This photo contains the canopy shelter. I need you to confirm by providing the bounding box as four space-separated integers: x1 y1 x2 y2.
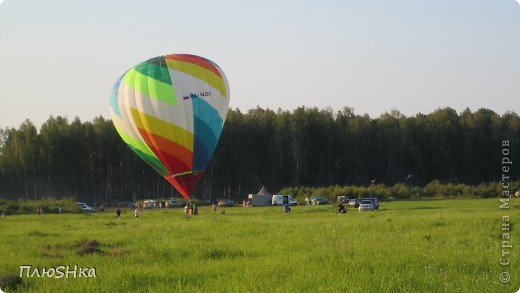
248 185 272 206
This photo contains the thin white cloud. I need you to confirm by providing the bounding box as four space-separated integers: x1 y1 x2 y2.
0 0 6 6
515 0 520 6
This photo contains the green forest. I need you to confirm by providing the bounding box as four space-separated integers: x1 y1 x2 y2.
0 106 519 204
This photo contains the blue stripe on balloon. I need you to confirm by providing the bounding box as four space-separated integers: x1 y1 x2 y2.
192 97 223 171
109 75 124 118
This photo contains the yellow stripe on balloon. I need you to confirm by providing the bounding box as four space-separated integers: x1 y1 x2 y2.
165 59 227 97
130 108 193 152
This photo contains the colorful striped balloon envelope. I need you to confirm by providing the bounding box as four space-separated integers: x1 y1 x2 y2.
109 54 230 199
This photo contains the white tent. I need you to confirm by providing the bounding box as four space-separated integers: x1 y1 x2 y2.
247 185 272 206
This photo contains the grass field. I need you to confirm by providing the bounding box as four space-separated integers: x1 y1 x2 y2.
0 199 518 292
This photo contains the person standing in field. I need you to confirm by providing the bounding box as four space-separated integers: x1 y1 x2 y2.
116 208 121 220
337 202 346 214
134 207 139 219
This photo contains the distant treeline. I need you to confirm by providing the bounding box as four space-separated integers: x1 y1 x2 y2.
0 107 518 203
280 180 520 203
0 198 79 215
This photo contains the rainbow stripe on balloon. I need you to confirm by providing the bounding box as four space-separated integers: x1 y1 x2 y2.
110 54 230 198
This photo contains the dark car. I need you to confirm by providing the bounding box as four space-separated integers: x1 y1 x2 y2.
217 199 235 207
310 196 328 205
348 199 362 208
363 197 379 209
337 196 349 204
167 198 184 208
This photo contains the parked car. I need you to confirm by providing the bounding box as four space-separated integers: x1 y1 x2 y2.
167 198 184 208
76 202 95 212
218 199 235 207
358 200 374 211
337 196 349 204
310 196 328 205
364 197 379 209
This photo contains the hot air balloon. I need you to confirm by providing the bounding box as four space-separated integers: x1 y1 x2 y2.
109 54 230 199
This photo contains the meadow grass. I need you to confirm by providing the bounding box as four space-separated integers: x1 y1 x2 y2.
0 199 518 292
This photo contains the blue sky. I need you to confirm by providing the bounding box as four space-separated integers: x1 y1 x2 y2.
1 0 519 129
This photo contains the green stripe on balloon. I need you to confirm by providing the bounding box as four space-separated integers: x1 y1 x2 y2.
135 57 172 85
122 68 176 106
128 145 170 177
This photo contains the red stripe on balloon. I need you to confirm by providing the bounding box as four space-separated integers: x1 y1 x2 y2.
165 172 204 199
136 128 192 175
165 54 222 77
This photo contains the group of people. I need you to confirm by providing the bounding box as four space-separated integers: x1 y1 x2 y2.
112 200 225 219
184 200 199 215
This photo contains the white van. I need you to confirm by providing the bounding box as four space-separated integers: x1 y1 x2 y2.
76 202 95 212
272 195 298 206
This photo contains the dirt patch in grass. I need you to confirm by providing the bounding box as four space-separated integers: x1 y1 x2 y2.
38 240 106 257
37 243 63 258
75 239 103 255
202 248 246 260
0 273 22 290
38 243 52 250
